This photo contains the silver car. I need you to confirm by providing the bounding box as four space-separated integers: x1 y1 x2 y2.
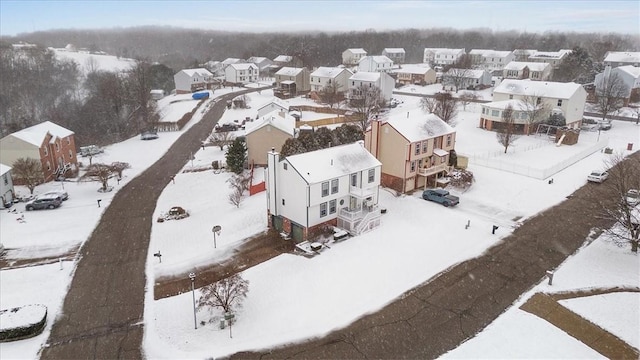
25 196 62 210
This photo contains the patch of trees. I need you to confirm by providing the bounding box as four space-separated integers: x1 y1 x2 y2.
10 158 44 194
279 124 363 158
420 92 459 124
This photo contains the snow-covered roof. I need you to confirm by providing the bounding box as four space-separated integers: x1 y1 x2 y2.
228 63 257 70
494 79 582 99
529 50 569 60
245 110 295 136
274 55 293 62
10 121 74 147
258 97 289 112
503 61 550 71
394 65 432 75
281 80 295 85
385 112 454 143
425 48 465 56
433 148 449 157
383 48 405 54
276 67 304 76
346 48 367 54
604 51 640 64
513 49 538 56
444 68 487 78
617 65 640 79
349 72 381 82
221 58 243 65
179 68 213 77
285 142 381 184
482 99 537 111
310 67 351 78
0 163 11 176
469 49 512 58
359 55 393 65
247 56 269 63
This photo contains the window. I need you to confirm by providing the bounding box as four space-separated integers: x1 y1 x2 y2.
329 199 336 214
320 202 327 217
321 181 329 197
43 146 48 156
67 137 71 145
446 135 452 147
509 94 513 99
351 173 357 187
282 199 285 206
3 174 8 185
331 179 339 194
410 161 416 172
283 163 288 170
422 141 428 153
536 97 542 105
491 110 500 117
46 162 51 171
68 150 73 159
482 107 486 114
557 99 563 106
368 169 375 183
415 142 421 155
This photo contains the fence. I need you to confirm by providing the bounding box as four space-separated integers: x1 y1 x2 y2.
463 138 609 180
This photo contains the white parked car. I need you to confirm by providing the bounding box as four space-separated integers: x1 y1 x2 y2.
587 170 609 183
626 189 640 206
40 190 69 201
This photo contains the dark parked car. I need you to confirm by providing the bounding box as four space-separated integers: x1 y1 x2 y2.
25 196 62 210
422 189 460 207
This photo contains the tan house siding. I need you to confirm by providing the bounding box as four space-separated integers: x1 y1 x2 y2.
247 125 292 166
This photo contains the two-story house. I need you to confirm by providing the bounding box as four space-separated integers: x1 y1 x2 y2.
0 121 78 183
246 56 273 73
221 58 244 66
442 68 492 91
342 48 367 66
393 65 437 86
479 79 587 134
382 48 406 64
358 55 394 73
468 49 515 72
309 67 353 93
603 52 640 68
0 163 14 207
528 49 572 70
173 68 216 94
365 112 456 193
503 61 552 81
348 71 395 102
423 48 466 66
274 67 311 98
224 63 259 85
266 141 382 241
246 110 296 167
594 65 640 106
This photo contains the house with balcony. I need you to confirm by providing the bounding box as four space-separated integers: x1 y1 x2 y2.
0 163 15 208
274 67 311 98
382 48 406 64
393 65 436 86
603 51 640 68
594 65 640 106
358 55 394 73
423 48 466 66
266 141 382 241
364 112 456 193
309 67 353 93
246 110 296 167
348 71 395 102
468 49 515 72
479 79 587 134
503 61 552 81
174 68 216 94
224 63 259 85
342 48 368 66
0 121 78 183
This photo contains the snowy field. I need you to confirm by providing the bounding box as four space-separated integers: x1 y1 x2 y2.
1 84 639 359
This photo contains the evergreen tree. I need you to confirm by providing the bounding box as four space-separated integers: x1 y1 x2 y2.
553 46 595 84
225 138 247 174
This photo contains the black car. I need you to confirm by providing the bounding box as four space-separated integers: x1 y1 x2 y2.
25 196 62 210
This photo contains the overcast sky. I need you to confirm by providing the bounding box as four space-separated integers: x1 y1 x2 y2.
1 0 638 36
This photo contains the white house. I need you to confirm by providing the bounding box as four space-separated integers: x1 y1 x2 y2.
382 48 406 64
503 61 552 81
221 58 244 66
468 49 515 71
442 69 492 91
423 48 466 66
603 52 640 68
266 142 382 241
358 55 394 73
256 97 290 118
0 163 14 208
594 65 640 105
342 48 368 66
173 68 215 94
309 67 353 92
348 71 395 102
224 63 259 84
528 49 572 69
246 56 273 72
480 79 587 134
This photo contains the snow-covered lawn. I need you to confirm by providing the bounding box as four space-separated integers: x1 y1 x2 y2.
1 85 638 359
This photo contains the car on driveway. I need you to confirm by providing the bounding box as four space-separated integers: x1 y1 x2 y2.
587 170 609 183
626 189 640 206
41 190 69 201
25 195 62 210
141 130 159 140
422 189 459 207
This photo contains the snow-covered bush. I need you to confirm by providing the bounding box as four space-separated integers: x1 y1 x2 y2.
0 304 47 342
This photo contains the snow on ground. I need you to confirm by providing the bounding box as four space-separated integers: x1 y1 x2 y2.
51 48 135 74
1 81 639 359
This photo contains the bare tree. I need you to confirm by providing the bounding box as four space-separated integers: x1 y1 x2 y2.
84 56 100 74
110 161 131 179
350 84 383 132
421 92 459 124
496 104 520 154
318 82 344 110
443 68 473 93
208 131 235 151
597 154 640 252
420 96 437 113
11 158 44 194
197 274 249 315
228 188 244 208
79 163 115 192
459 92 479 111
518 94 550 135
594 72 629 122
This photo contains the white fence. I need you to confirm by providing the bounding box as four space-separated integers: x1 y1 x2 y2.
463 139 609 180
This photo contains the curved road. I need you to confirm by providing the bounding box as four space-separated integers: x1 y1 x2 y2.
40 90 258 359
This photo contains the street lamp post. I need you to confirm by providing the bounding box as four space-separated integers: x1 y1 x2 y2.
189 272 197 329
212 225 222 248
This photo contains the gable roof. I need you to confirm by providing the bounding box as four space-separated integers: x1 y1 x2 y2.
310 67 351 78
359 55 393 65
10 121 74 147
394 65 432 75
529 50 570 60
179 68 213 77
258 97 290 112
469 49 513 58
385 112 454 143
504 61 550 71
424 48 465 56
617 65 640 79
285 142 381 184
276 67 304 76
604 51 640 63
349 72 381 82
274 55 293 63
346 48 367 54
245 110 295 136
383 48 405 54
228 63 258 71
0 163 11 177
494 79 583 99
221 58 243 65
444 68 487 79
247 56 269 63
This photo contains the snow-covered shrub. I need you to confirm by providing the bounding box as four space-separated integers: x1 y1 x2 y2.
448 169 475 191
0 304 47 342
